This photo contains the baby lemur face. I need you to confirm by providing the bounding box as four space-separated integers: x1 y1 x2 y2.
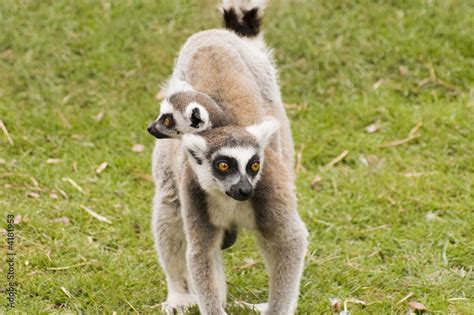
147 91 214 139
182 118 279 201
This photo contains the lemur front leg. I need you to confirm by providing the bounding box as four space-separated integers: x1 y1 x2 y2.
152 191 197 314
252 155 309 315
180 170 228 315
256 223 307 315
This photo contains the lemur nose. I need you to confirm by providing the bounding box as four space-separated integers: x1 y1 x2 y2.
239 187 251 196
147 122 171 139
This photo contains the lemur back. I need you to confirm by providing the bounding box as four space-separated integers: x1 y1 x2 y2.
149 0 294 172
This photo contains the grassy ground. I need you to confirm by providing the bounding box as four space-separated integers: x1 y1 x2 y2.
1 0 473 313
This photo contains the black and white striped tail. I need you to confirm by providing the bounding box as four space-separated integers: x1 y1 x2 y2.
220 0 266 37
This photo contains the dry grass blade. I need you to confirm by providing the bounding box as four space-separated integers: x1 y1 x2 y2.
311 150 348 189
380 122 422 148
365 119 381 133
132 144 145 153
27 192 40 198
47 261 92 271
442 238 449 266
408 122 423 138
345 298 367 306
404 172 423 177
234 258 258 271
14 214 25 224
123 297 139 314
321 150 349 172
133 172 154 182
51 217 70 224
372 78 385 90
57 110 72 129
62 177 84 193
96 161 108 174
428 63 461 93
60 286 73 298
397 292 414 304
0 120 14 145
399 65 409 76
47 158 62 164
58 189 68 199
0 173 39 187
95 111 104 122
80 205 112 224
295 144 306 174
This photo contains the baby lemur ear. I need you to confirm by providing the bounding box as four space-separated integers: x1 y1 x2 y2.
182 134 207 165
246 117 279 147
185 102 210 130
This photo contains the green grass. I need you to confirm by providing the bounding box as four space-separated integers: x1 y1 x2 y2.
1 0 473 313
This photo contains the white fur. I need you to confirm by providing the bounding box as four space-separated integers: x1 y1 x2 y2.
220 0 267 17
246 117 279 147
184 102 211 131
173 110 190 133
165 77 194 98
164 102 211 135
159 99 174 115
213 146 257 174
207 190 256 229
182 134 207 156
181 136 216 191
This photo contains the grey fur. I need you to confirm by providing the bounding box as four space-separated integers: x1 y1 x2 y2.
151 1 307 314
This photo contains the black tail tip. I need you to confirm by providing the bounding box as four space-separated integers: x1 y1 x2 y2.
223 7 262 37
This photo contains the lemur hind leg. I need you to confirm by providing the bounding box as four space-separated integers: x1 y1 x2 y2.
152 191 196 314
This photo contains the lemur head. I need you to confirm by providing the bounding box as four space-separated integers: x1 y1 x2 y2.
182 118 279 201
147 91 216 139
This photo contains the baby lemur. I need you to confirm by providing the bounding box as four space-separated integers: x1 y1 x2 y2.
150 1 308 314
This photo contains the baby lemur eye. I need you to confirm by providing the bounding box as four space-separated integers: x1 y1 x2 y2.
160 114 175 129
163 117 172 127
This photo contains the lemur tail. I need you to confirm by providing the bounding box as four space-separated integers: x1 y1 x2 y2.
220 0 266 37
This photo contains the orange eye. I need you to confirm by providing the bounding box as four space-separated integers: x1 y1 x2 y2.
250 162 260 173
217 162 230 172
163 117 171 127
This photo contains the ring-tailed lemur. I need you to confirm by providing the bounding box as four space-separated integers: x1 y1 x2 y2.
150 1 308 314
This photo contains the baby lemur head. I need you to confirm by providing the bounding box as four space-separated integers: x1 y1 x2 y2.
182 118 279 201
147 91 218 139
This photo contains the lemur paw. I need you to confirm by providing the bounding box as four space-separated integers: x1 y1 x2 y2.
161 293 196 315
235 301 269 314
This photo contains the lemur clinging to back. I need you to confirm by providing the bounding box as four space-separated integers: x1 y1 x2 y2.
147 79 235 139
150 1 308 314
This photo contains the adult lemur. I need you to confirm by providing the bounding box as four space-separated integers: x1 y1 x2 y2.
150 1 308 314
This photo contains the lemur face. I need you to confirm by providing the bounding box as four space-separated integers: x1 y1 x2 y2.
147 92 211 139
182 118 279 201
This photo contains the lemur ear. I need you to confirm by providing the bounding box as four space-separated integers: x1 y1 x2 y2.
182 134 207 165
246 117 279 147
185 102 209 129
